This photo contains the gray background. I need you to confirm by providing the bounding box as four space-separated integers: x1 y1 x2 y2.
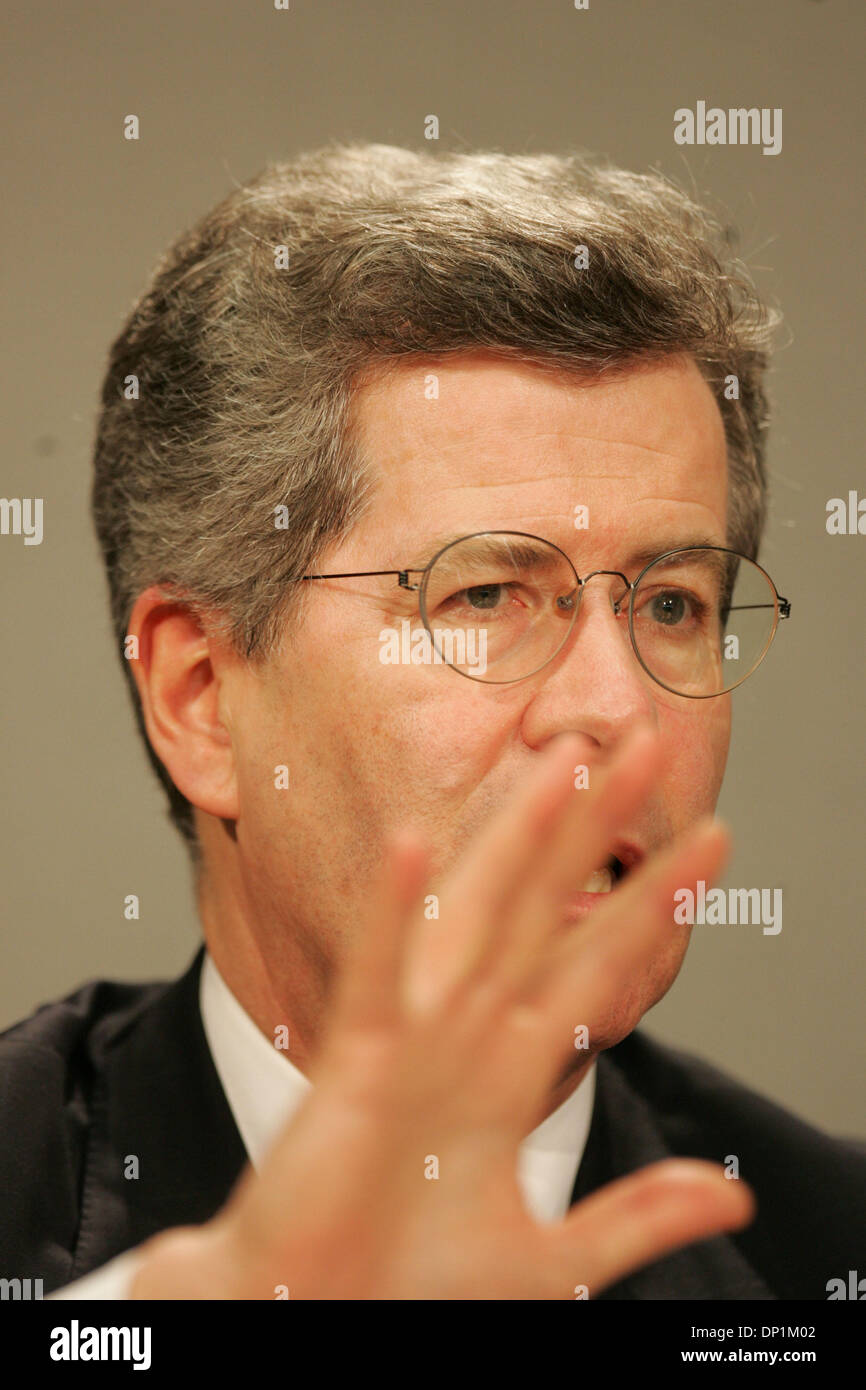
2 0 863 1134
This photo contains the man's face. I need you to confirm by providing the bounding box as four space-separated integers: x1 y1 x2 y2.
209 351 731 1064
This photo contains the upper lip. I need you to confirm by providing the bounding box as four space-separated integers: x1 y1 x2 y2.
608 841 645 877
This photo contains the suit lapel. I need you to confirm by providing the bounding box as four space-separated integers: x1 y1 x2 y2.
71 948 249 1278
571 1046 776 1300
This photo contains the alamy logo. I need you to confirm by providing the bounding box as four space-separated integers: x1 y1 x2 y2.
379 619 487 674
674 102 782 156
826 1270 866 1299
673 881 782 935
0 1276 43 1299
826 491 866 535
50 1320 152 1371
0 497 43 545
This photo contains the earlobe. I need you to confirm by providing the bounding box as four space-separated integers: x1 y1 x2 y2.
126 587 240 821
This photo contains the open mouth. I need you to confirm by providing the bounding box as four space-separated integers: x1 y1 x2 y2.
572 847 640 896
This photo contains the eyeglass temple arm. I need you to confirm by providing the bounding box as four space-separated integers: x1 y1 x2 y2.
300 570 424 591
728 599 791 618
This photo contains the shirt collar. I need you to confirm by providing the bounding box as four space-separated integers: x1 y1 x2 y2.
200 949 595 1224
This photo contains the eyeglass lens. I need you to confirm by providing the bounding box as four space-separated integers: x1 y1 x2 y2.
418 534 780 694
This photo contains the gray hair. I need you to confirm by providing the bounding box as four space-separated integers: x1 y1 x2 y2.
91 141 781 852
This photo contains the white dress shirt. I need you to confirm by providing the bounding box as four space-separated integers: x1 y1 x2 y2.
51 951 596 1298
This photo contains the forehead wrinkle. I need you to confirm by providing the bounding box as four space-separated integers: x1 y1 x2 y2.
636 493 723 509
390 397 721 438
422 469 719 504
392 436 711 471
380 444 720 502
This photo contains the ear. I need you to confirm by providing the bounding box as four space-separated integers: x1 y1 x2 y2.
125 587 239 821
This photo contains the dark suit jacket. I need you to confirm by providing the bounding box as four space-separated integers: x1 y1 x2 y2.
2 948 864 1298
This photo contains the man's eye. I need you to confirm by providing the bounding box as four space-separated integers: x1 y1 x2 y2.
638 588 703 627
652 591 688 625
462 583 505 610
440 582 524 616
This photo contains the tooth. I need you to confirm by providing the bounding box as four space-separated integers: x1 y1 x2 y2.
576 867 614 894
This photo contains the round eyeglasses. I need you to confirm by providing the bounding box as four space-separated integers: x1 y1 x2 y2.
301 530 791 697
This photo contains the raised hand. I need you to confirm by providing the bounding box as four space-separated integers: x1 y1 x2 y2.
131 723 753 1299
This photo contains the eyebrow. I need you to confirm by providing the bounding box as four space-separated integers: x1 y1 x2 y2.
625 535 726 570
404 531 726 574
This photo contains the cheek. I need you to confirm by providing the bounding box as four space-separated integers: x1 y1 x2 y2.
657 695 731 830
367 689 521 865
234 651 517 884
230 693 299 841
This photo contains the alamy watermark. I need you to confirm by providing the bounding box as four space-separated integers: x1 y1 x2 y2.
1 1276 43 1299
50 1321 151 1370
379 619 488 674
674 881 783 935
674 103 782 156
826 491 865 534
0 497 43 545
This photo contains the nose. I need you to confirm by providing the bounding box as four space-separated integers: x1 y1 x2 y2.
556 570 632 618
520 574 659 754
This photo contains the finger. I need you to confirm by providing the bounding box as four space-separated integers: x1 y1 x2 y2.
402 732 584 1015
329 829 430 1030
547 1159 756 1299
480 722 662 993
528 816 731 1088
405 723 659 1015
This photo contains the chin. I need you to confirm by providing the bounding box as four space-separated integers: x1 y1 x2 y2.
580 957 689 1059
